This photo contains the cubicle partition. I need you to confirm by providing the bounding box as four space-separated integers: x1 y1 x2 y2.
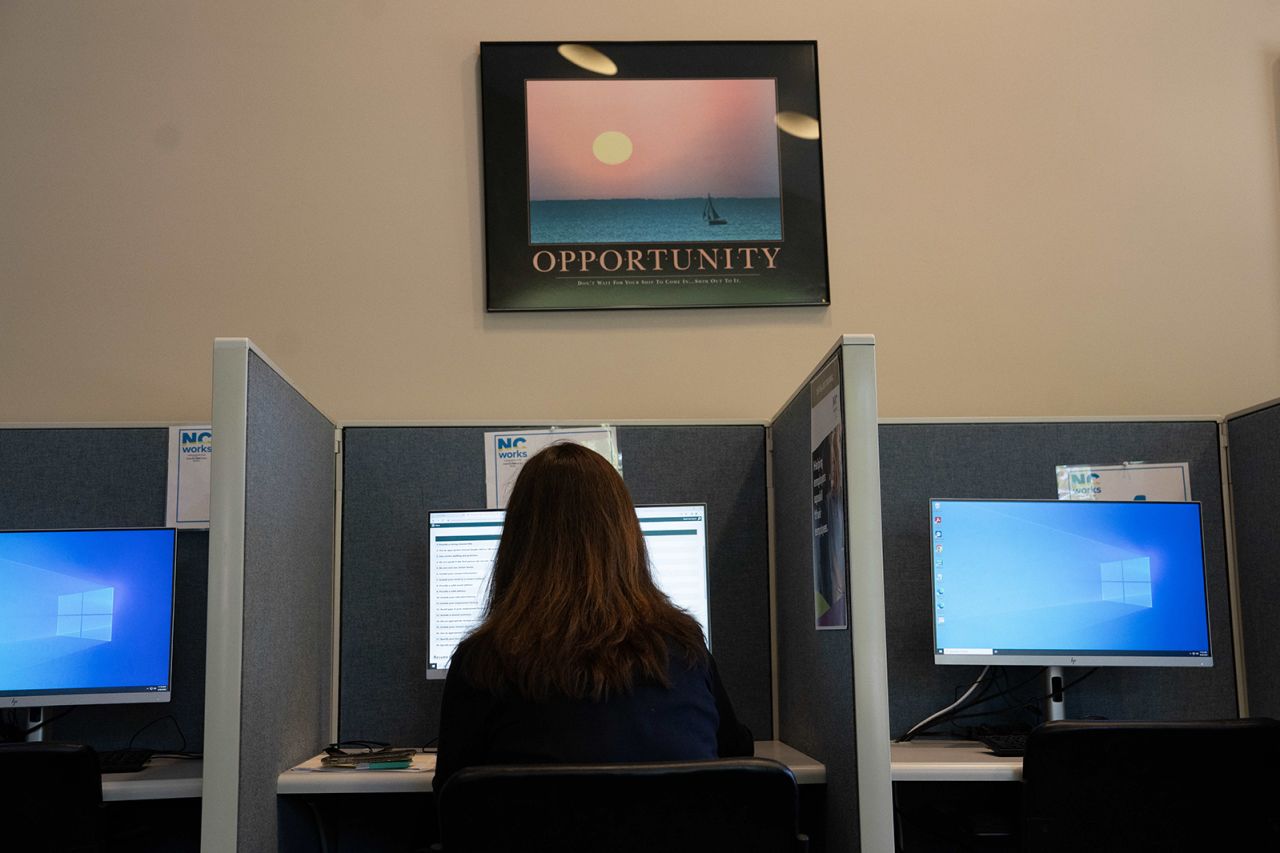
878 419 1239 737
1225 399 1280 719
337 423 773 745
208 333 886 851
0 426 208 752
772 337 893 853
203 340 337 853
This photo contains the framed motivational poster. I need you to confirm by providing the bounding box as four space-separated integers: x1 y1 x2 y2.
480 41 829 311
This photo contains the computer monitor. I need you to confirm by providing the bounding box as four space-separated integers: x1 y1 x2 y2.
0 528 177 708
427 504 710 677
930 500 1212 668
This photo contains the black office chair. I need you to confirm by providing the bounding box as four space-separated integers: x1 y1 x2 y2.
1021 718 1280 852
0 741 104 853
436 757 808 853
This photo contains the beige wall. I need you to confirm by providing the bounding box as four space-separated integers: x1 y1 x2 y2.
2 1 1279 424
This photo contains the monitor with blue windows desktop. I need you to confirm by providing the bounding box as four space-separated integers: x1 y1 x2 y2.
929 500 1211 720
0 528 177 713
426 504 710 677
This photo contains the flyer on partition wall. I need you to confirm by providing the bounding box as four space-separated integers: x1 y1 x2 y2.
810 358 848 630
1055 461 1192 502
483 427 621 508
166 426 212 529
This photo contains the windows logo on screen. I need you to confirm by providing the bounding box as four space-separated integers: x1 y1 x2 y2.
56 587 115 641
1101 558 1152 608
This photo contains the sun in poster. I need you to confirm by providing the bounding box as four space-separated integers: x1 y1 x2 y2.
525 78 783 244
591 131 633 165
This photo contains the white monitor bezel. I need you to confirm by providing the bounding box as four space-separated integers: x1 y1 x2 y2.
0 526 178 708
929 499 1214 669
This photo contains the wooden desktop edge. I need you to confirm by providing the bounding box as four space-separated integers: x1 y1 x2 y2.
889 739 1022 782
96 741 1015 800
101 756 204 802
277 740 826 795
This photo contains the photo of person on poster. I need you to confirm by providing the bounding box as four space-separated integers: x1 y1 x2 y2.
810 358 848 629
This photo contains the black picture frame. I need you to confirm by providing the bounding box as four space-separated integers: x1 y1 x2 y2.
480 41 829 311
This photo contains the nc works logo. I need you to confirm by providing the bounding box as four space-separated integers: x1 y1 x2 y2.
1068 471 1101 496
496 436 528 460
180 430 212 454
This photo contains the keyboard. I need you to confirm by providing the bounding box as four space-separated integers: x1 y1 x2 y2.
98 748 153 774
976 734 1028 757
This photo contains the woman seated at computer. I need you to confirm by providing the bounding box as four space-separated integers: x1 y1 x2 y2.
433 443 753 791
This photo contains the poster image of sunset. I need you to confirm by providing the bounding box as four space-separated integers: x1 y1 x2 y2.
525 78 783 244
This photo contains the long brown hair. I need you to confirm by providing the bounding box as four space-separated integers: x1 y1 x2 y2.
458 443 706 701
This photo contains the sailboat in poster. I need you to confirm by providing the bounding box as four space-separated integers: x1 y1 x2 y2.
703 194 728 225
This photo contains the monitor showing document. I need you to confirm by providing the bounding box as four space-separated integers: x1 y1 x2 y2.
427 504 710 677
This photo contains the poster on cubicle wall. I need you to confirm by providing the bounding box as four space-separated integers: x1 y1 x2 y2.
483 426 621 508
810 357 848 629
1055 461 1192 502
166 426 212 529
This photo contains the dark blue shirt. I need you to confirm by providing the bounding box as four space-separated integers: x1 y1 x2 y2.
433 642 753 792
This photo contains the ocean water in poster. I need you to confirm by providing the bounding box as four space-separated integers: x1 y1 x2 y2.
530 197 782 244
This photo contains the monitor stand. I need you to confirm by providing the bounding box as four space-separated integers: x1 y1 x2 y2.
1043 666 1066 722
24 707 45 743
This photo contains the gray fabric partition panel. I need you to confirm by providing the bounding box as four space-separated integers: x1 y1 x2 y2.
338 427 478 747
1226 403 1280 718
238 353 336 852
0 428 207 751
879 421 1237 737
773 381 861 852
0 428 167 525
338 424 772 746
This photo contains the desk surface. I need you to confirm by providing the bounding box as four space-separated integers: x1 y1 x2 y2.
279 740 825 795
102 756 203 801
890 740 1021 782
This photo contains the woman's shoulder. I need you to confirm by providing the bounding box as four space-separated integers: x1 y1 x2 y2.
443 637 510 712
672 625 711 658
662 634 713 680
446 635 488 685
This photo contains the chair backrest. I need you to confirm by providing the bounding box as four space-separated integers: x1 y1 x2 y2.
0 741 103 853
437 757 807 853
1021 718 1280 852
